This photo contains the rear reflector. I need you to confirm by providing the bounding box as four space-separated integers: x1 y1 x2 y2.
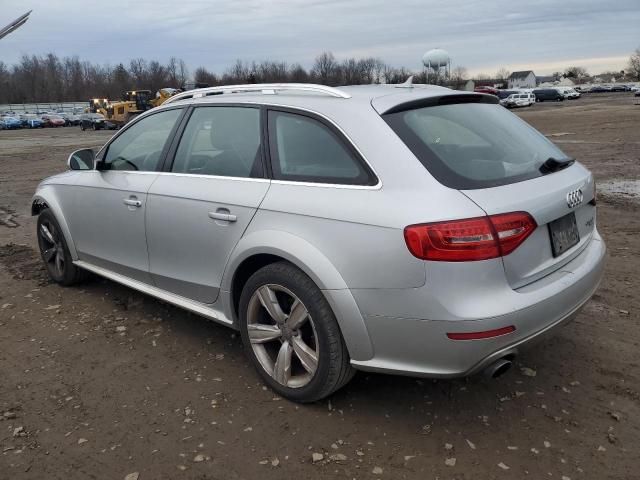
447 325 516 340
404 212 536 261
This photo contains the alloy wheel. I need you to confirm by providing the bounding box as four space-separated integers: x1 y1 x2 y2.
246 284 319 388
39 221 65 277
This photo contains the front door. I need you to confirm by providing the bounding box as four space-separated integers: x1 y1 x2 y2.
146 106 269 303
66 108 183 283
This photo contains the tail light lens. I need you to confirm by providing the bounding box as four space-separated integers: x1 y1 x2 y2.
404 212 536 261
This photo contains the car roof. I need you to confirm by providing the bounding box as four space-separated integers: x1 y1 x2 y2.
161 83 489 117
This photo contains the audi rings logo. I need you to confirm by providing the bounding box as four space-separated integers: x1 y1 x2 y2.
566 188 584 208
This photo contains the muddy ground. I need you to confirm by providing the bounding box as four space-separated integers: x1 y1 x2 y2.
1 92 639 479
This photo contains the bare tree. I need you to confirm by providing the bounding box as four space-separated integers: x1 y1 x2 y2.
194 66 219 86
564 66 589 82
451 66 468 82
628 47 640 81
495 68 510 81
288 63 309 83
311 52 341 86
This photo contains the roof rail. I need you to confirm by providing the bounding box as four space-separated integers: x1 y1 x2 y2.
164 83 351 104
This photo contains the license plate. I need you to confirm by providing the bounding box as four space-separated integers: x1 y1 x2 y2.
548 212 580 257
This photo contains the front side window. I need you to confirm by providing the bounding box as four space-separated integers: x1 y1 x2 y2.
171 106 262 178
103 108 182 172
267 110 375 185
384 102 570 189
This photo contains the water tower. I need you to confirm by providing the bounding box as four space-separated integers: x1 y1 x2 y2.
422 48 450 84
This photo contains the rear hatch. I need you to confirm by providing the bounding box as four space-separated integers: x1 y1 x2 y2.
462 167 595 288
379 93 597 288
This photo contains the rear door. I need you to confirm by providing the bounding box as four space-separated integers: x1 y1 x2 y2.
145 105 269 304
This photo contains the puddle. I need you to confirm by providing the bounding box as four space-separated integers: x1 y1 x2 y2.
598 179 640 201
599 179 640 197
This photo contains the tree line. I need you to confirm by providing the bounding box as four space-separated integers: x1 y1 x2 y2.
1 48 638 104
0 52 422 104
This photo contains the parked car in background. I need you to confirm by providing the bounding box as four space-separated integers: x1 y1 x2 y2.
80 113 106 130
0 115 22 129
41 114 66 127
32 83 605 402
66 113 81 126
503 92 536 108
19 114 44 128
532 88 564 102
635 89 640 97
497 90 518 103
555 87 581 99
610 84 627 92
474 86 499 96
589 85 608 93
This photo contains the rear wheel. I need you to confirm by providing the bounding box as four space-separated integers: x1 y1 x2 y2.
37 209 87 286
239 262 354 403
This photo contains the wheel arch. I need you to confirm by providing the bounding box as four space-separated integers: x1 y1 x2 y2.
31 189 78 259
222 230 374 361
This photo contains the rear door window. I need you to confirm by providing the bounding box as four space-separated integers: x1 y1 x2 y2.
171 106 263 178
267 110 376 185
384 102 571 189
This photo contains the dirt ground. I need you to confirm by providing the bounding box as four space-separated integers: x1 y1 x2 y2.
1 93 639 480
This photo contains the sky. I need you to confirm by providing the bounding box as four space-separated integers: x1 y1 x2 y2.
1 0 639 77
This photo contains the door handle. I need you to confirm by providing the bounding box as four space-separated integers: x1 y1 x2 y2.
123 198 142 208
208 211 237 222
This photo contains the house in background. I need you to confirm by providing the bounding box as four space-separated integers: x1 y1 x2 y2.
508 70 537 88
536 75 557 85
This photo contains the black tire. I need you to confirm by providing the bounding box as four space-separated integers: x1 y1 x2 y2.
37 209 88 286
239 262 354 403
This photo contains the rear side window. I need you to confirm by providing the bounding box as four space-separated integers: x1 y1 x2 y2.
267 110 376 185
104 109 182 172
171 107 263 178
384 103 570 189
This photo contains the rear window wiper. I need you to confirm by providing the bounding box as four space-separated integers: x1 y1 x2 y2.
539 157 575 174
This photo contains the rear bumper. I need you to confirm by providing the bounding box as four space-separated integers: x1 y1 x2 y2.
349 232 606 377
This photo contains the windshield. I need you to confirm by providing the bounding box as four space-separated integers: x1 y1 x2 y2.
384 103 571 189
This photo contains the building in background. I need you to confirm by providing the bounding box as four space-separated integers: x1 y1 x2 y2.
508 70 537 88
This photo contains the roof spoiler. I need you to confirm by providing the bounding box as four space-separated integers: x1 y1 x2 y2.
379 93 499 115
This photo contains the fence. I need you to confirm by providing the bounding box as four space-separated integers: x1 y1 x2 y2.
0 102 87 114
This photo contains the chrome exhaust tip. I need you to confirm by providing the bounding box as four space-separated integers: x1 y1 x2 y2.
484 358 513 379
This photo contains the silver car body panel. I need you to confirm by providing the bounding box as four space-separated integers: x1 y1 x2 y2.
146 174 270 303
32 84 606 376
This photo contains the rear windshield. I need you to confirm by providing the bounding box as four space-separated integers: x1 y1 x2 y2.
384 103 570 189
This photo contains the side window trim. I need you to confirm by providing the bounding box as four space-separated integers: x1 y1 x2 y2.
162 104 267 179
98 106 186 172
265 106 378 186
159 105 194 172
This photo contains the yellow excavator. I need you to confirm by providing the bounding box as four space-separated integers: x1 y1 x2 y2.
88 88 181 127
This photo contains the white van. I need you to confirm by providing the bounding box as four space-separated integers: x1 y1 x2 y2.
555 87 581 99
503 92 535 108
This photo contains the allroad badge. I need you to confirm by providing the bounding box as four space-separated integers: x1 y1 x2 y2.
566 188 584 208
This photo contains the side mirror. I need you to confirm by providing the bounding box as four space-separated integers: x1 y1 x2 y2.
68 148 95 170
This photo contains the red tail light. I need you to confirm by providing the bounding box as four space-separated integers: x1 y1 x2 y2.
404 212 536 261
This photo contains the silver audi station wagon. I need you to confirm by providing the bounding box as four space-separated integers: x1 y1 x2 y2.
32 83 605 402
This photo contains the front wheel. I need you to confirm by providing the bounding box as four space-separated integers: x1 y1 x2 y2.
239 262 354 403
37 209 87 286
